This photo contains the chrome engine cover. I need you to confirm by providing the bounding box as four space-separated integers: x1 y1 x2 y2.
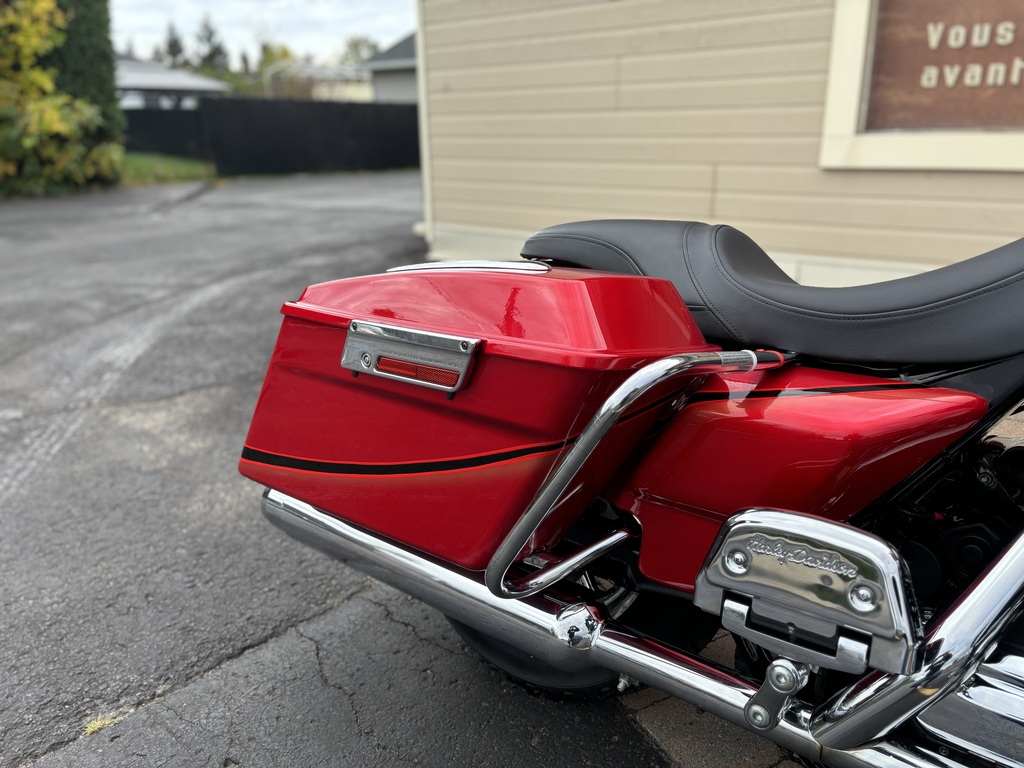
694 509 921 675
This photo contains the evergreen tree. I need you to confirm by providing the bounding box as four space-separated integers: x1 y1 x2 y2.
194 15 228 72
164 22 184 68
40 0 124 142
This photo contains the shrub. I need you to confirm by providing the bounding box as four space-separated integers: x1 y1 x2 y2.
0 0 123 196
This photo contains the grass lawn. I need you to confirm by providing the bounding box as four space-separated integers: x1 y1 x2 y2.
121 152 216 186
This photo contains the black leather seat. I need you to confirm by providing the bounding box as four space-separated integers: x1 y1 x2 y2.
520 220 1024 366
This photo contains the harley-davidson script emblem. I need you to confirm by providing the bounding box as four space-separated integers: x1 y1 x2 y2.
746 535 859 578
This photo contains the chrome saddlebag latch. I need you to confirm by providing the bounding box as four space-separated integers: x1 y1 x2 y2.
694 509 921 676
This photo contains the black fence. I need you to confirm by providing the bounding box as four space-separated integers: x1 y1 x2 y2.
124 99 419 176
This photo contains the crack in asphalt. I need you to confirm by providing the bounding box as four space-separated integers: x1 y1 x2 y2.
21 581 374 767
295 605 428 768
363 596 463 659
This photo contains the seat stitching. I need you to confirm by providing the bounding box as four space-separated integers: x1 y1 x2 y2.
708 237 1024 322
686 224 744 341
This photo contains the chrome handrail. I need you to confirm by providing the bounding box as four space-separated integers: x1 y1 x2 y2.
484 350 784 599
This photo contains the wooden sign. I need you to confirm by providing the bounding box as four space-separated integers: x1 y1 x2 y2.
865 0 1024 130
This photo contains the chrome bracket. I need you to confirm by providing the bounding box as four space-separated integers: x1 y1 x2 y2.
722 599 870 674
745 659 809 732
341 320 479 394
694 508 920 675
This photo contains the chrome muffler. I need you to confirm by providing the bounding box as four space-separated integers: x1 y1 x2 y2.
262 488 1024 768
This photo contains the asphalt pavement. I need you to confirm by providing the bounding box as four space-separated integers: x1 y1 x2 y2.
0 172 793 767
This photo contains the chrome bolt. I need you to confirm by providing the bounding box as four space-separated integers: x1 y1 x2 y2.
725 549 750 575
460 341 469 351
746 703 771 729
616 674 638 693
350 322 358 331
360 352 372 368
769 665 797 693
849 584 877 612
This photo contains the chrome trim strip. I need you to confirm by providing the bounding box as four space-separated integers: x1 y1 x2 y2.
484 350 765 599
388 260 550 273
260 487 1013 768
811 527 1024 751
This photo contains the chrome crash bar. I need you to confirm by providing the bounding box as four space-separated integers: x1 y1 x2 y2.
810 524 1024 751
484 350 788 599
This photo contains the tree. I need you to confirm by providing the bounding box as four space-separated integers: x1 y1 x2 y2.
0 0 123 195
258 41 293 72
339 36 379 67
164 22 184 67
256 42 313 99
41 0 124 142
194 15 228 72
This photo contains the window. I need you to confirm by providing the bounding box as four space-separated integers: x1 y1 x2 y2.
820 0 1024 171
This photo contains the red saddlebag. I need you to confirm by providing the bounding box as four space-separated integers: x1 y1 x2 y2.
240 264 716 570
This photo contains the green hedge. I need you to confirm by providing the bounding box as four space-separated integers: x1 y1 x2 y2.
42 0 124 142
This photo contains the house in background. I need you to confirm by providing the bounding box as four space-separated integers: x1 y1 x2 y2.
414 1 1024 285
364 33 417 104
115 55 231 110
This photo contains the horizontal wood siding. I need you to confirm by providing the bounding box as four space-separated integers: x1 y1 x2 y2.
420 0 1024 271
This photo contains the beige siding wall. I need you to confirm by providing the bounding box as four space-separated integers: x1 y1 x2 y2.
417 0 1024 284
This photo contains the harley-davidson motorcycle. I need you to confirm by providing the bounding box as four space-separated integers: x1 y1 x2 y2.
240 219 1024 767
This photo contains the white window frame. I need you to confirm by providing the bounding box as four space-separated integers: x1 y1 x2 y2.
820 0 1024 172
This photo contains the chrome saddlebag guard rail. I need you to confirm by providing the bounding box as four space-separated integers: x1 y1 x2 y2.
262 488 1024 768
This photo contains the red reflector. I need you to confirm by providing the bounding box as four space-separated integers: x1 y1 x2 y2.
377 357 460 388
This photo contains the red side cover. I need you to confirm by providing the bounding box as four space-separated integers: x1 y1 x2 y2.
240 266 716 570
610 366 988 592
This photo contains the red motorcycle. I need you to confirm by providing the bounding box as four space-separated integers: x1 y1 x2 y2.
240 220 1024 767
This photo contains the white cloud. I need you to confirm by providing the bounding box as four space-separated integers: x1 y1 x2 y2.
111 0 416 64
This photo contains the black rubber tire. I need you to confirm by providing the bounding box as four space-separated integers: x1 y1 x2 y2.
446 616 621 699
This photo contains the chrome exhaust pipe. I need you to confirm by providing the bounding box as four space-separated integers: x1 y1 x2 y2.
261 488 1008 768
262 487 596 672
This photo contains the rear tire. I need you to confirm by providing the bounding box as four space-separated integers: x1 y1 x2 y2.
446 616 621 698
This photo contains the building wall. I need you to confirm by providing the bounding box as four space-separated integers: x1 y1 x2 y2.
373 70 419 104
417 0 1024 285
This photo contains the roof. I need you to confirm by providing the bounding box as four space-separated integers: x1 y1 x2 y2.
363 33 416 72
115 56 232 94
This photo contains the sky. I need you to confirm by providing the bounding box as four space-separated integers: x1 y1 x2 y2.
109 0 417 65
